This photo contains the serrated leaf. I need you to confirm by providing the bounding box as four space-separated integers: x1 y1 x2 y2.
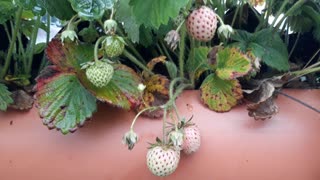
37 0 75 20
0 83 13 111
46 38 95 72
68 0 110 20
129 0 189 28
216 47 251 80
115 0 139 43
79 64 142 110
186 47 211 80
200 74 242 112
45 38 142 110
231 29 289 71
35 66 97 134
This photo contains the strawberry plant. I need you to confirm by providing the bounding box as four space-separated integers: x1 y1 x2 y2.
0 1 318 174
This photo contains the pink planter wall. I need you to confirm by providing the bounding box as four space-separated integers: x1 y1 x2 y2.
0 90 319 180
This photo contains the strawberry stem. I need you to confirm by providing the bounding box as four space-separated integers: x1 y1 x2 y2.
94 36 107 62
130 106 158 130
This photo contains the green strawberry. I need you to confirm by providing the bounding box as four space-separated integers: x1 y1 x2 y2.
103 35 126 58
85 61 114 88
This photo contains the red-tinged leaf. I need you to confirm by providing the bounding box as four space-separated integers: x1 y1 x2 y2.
46 38 95 72
35 66 97 134
79 64 142 110
200 74 243 112
216 47 251 80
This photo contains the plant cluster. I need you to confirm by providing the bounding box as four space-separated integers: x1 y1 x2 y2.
0 0 320 176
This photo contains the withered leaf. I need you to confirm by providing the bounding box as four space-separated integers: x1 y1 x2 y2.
9 90 34 110
247 98 279 120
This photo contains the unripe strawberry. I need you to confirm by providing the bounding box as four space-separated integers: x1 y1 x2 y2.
103 35 126 58
85 61 114 88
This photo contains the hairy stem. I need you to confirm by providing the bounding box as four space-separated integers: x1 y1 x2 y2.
130 106 158 130
94 36 106 62
0 7 23 79
274 0 307 32
27 15 42 74
179 26 186 78
123 49 153 75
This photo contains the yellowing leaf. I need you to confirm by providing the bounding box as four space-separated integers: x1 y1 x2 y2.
200 74 243 112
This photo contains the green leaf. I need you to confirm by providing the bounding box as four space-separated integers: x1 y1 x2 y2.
46 39 142 110
35 66 97 134
200 74 243 112
0 0 16 24
46 39 95 72
0 83 13 111
115 0 140 43
129 0 189 28
68 0 113 20
165 61 178 79
186 47 211 80
79 64 142 110
139 26 154 47
37 0 75 20
216 47 251 80
231 29 289 71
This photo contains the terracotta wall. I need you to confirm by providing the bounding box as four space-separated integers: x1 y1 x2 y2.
0 90 319 180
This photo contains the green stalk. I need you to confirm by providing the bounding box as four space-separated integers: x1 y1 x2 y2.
117 29 146 64
130 106 158 130
265 0 274 28
94 36 106 62
162 108 168 145
274 0 307 32
290 66 320 78
189 38 195 87
160 40 173 63
27 15 42 74
271 0 290 27
156 43 165 57
0 7 23 79
39 13 51 73
123 49 153 75
178 26 186 78
3 23 12 43
288 33 300 59
303 48 320 69
17 31 27 73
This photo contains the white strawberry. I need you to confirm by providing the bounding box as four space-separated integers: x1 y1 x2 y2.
186 6 218 42
182 125 201 154
146 145 180 177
